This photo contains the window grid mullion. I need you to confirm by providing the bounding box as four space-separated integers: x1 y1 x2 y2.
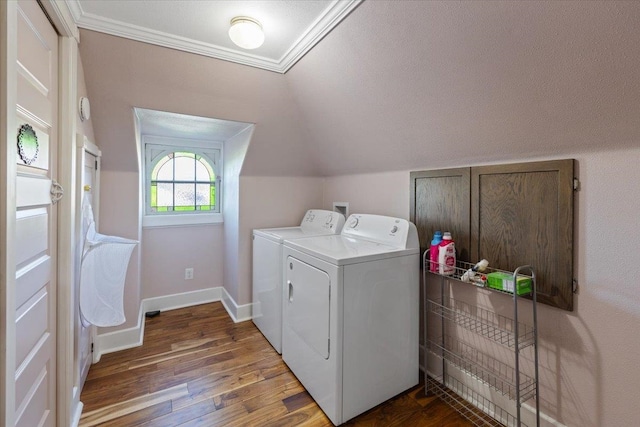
152 180 210 184
172 155 176 211
148 149 218 214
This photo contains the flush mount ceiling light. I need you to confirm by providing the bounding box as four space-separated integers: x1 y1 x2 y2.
228 16 265 50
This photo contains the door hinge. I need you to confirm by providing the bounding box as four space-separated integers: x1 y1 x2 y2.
573 178 580 191
95 159 98 170
91 343 94 353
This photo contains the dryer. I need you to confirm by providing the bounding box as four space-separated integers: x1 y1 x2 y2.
252 209 345 354
282 214 420 425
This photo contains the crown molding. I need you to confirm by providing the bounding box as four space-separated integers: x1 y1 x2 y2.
279 0 362 72
65 0 362 73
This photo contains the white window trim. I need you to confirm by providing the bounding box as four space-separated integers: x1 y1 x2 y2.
142 135 223 228
143 212 223 228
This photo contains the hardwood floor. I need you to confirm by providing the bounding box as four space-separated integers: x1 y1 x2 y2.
80 302 473 426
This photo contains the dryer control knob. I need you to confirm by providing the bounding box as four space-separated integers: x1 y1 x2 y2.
348 217 359 228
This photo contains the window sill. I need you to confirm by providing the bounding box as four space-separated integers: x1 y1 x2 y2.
142 213 223 228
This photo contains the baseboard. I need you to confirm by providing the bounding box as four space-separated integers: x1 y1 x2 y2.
220 287 253 323
523 402 568 427
94 310 145 362
70 399 83 427
94 287 235 359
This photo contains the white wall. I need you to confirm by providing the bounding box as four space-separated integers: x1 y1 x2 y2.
321 147 640 427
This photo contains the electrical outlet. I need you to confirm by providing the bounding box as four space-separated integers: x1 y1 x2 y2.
185 268 194 280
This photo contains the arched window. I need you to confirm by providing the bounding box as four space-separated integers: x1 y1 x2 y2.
149 151 217 212
145 144 222 220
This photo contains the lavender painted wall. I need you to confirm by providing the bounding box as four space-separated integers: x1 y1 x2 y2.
98 171 140 330
78 29 319 177
141 225 224 299
76 56 94 142
223 127 252 304
286 1 640 176
322 171 410 219
239 176 324 305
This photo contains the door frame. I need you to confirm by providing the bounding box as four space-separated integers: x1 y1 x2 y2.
1 1 79 426
78 134 101 232
1 2 19 426
76 134 101 372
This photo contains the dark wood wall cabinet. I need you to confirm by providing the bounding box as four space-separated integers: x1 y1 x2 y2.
410 159 575 311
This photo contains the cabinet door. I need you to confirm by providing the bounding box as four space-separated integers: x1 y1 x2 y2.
410 168 471 262
471 159 574 310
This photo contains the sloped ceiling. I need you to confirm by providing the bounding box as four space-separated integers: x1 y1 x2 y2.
80 1 640 177
286 0 640 175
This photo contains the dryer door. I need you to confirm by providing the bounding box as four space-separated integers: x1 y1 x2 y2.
286 256 331 359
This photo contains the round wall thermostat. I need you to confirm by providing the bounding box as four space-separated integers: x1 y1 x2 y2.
79 97 91 121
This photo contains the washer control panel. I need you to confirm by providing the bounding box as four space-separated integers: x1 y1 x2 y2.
301 209 345 234
342 214 417 249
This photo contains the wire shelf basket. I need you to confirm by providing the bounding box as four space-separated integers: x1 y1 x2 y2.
428 297 535 349
425 257 534 297
427 336 536 401
428 375 528 427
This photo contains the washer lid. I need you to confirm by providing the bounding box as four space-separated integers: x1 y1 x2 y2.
254 226 333 243
283 234 419 266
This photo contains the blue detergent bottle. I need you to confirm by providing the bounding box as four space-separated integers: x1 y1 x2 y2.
429 231 442 272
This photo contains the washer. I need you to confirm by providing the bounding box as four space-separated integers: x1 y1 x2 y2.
252 209 345 354
282 214 420 425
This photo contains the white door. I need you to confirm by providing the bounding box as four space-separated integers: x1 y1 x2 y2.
14 1 58 426
77 151 97 387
